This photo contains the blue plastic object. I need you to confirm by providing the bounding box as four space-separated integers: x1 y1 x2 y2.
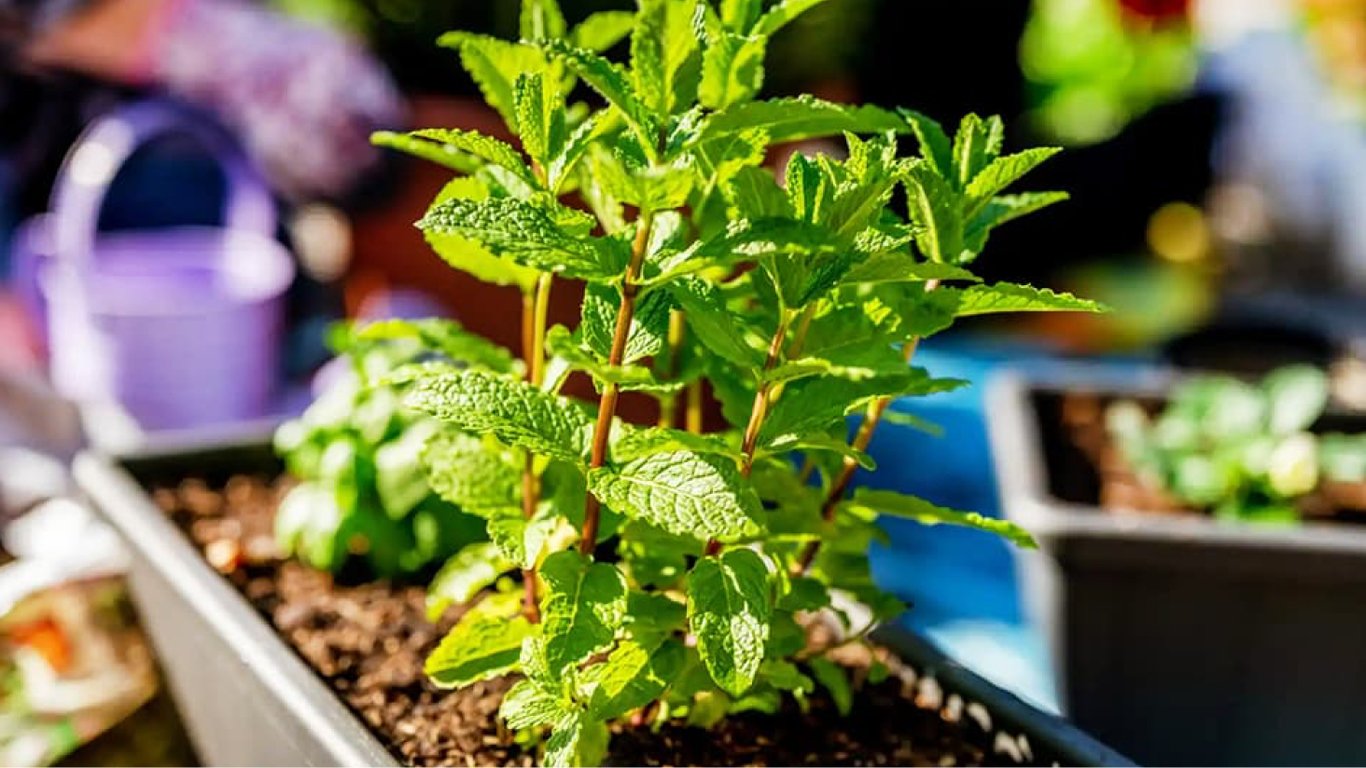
861 335 1155 711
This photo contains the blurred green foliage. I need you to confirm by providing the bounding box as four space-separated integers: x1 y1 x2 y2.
1020 0 1197 145
1107 365 1366 522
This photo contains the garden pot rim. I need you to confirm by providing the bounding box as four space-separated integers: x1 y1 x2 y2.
990 372 1366 555
73 439 1132 768
72 447 399 767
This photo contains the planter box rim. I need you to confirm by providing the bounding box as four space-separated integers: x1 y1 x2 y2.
74 441 1131 768
73 448 398 767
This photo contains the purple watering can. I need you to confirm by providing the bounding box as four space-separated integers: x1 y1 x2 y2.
27 101 295 433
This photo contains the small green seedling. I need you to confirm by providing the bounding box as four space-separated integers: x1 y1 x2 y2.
273 321 509 576
330 1 1105 763
1106 364 1366 522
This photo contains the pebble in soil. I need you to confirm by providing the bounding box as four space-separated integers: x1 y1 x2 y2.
154 475 1026 767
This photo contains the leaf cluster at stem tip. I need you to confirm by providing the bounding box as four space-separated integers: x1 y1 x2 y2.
276 1 1108 764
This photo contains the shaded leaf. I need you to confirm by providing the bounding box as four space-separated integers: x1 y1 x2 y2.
687 549 772 696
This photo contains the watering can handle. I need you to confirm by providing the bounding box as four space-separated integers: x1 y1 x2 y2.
48 99 276 269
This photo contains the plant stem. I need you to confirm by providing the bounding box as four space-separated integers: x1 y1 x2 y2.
703 305 813 558
795 280 940 575
657 309 687 428
686 380 703 434
738 315 791 477
518 273 554 622
580 210 656 556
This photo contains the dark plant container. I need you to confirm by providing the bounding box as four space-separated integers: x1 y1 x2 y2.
74 441 1130 767
989 374 1366 766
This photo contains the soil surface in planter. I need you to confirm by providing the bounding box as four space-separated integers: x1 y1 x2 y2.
1044 390 1366 523
152 474 1035 767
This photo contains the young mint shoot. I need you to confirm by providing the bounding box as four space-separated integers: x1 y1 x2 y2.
330 1 1111 764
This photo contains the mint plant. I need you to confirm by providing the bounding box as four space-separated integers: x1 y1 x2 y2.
1106 365 1366 522
273 320 508 576
363 1 1104 763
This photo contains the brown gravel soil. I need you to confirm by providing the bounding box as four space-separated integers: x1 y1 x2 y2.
151 475 1043 767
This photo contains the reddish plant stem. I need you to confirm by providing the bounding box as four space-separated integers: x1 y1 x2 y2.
580 211 656 556
795 280 940 575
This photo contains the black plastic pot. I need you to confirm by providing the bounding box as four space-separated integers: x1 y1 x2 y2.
74 441 1131 767
989 375 1366 766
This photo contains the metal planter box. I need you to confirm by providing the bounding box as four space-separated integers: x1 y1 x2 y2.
989 375 1366 766
75 441 1129 767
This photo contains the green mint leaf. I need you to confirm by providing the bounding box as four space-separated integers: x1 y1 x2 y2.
371 131 481 174
807 657 853 716
667 277 764 368
632 0 702 115
584 140 696 212
964 147 1062 209
761 659 814 695
698 5 767 110
487 506 559 570
777 575 830 612
752 0 834 36
425 592 531 688
543 708 609 768
406 128 537 187
572 11 637 53
950 282 1107 316
835 251 978 284
963 191 1069 255
520 0 567 40
585 638 685 720
720 0 763 31
374 423 435 519
903 161 963 264
418 196 626 280
500 678 571 731
403 367 593 463
587 450 764 543
439 33 550 130
427 542 515 621
540 550 629 670
760 356 900 386
542 39 659 155
514 73 566 170
898 109 953 179
618 522 700 589
702 95 904 143
612 426 739 463
760 368 969 444
846 488 1037 548
760 432 876 470
546 325 684 394
721 166 793 219
420 430 520 513
580 282 671 364
875 288 962 339
625 589 689 640
547 112 606 192
274 482 345 572
356 318 521 375
687 549 773 696
951 113 1001 190
424 178 540 291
